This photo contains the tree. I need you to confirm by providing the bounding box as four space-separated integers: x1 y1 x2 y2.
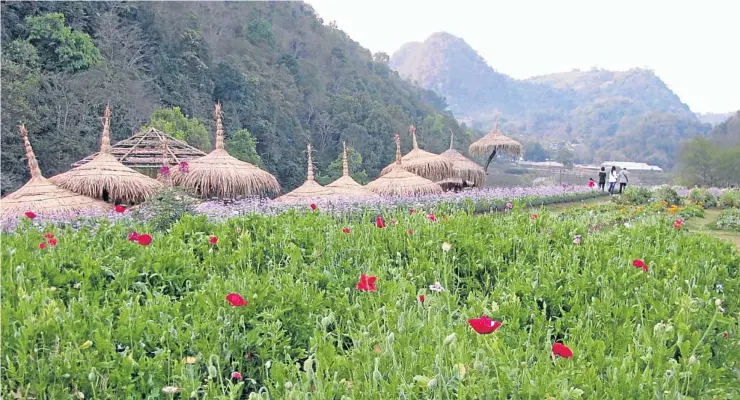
373 52 389 64
678 137 740 187
316 146 368 185
554 147 575 167
143 107 211 151
523 142 549 162
226 129 262 166
26 13 102 72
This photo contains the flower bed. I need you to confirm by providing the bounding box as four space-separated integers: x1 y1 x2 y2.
715 209 740 231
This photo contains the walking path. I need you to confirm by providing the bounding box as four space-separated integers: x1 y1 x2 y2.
683 209 740 250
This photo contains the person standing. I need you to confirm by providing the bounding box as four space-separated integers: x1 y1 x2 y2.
608 166 618 194
618 167 630 194
598 166 607 191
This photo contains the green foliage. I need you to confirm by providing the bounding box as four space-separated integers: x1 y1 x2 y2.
523 141 549 162
714 208 740 231
653 186 682 206
675 204 704 219
143 107 211 151
687 188 716 208
25 13 102 72
226 129 262 166
613 187 653 205
678 137 740 187
316 146 368 185
718 189 740 209
135 187 198 231
2 204 737 397
554 147 575 167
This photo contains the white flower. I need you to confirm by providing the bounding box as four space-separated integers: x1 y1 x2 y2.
429 282 445 292
715 298 722 307
441 242 452 252
624 222 631 228
162 386 179 395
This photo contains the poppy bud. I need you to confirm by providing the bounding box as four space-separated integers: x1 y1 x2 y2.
443 333 456 346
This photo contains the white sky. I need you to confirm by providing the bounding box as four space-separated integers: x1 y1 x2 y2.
309 0 739 114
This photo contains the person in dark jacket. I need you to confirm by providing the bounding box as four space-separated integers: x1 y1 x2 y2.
598 167 606 191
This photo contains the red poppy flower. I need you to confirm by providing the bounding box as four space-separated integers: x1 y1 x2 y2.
410 209 416 214
209 236 218 244
137 234 152 246
673 219 683 229
552 342 573 358
723 332 729 339
231 371 243 380
342 227 351 234
375 216 386 228
178 161 189 173
407 229 414 235
114 205 126 213
48 238 58 246
356 274 377 292
127 231 139 241
246 352 253 360
505 202 513 209
225 293 248 307
633 259 648 272
159 165 171 176
427 213 437 222
38 242 46 250
468 316 502 334
310 203 317 211
531 214 538 220
25 211 36 219
44 233 54 239
417 295 425 304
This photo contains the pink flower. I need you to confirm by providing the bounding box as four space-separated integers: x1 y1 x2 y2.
342 227 351 234
25 211 36 219
531 214 538 220
44 233 54 239
39 242 46 250
114 205 126 213
226 293 248 307
633 259 648 272
159 165 171 176
375 216 386 228
552 342 573 358
391 219 398 225
356 274 377 292
573 235 582 245
505 202 513 209
137 234 152 246
427 213 438 222
231 371 243 380
178 161 189 173
48 238 58 246
410 209 417 214
209 236 218 245
127 231 139 242
468 316 502 334
407 229 414 235
310 203 317 211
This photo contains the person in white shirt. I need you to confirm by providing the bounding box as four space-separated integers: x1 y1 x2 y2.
608 166 618 194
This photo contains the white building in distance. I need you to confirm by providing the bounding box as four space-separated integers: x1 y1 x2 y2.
600 161 663 171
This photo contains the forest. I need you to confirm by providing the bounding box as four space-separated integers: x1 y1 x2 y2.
1 2 472 195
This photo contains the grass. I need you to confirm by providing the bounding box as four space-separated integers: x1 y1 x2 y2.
684 208 740 250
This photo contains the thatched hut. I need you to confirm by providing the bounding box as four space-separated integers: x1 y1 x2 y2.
274 143 335 203
325 142 378 198
0 125 110 219
380 124 452 181
366 134 443 196
437 130 486 191
50 105 162 204
171 104 280 199
468 119 523 173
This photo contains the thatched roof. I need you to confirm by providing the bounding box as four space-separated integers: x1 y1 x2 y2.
438 130 486 188
468 120 523 157
380 124 452 181
325 142 378 198
366 134 442 196
50 105 162 204
171 103 280 199
71 127 206 168
0 125 110 218
274 143 335 203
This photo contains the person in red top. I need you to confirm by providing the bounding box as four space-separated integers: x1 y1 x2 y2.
588 178 595 188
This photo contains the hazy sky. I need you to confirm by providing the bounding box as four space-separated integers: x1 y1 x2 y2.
310 0 739 114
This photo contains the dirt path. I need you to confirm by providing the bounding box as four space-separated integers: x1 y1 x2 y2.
684 209 740 250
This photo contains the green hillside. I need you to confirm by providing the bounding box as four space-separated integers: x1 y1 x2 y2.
1 2 471 195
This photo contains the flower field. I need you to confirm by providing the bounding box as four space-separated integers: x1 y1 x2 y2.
2 195 739 399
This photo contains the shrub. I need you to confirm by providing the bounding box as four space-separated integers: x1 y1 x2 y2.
613 187 652 205
134 187 198 231
687 188 716 208
714 208 740 230
653 186 682 206
676 204 704 219
718 189 740 208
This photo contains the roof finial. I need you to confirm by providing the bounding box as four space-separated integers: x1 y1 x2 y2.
409 124 418 149
394 134 402 164
449 129 454 150
342 141 349 177
494 116 500 131
306 143 314 181
100 104 112 153
19 124 42 179
214 103 224 150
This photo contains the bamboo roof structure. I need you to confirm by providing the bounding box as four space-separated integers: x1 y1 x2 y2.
379 124 452 181
437 129 486 189
0 125 110 218
171 103 280 199
366 134 443 197
50 105 162 204
274 143 335 203
468 119 523 173
71 127 206 168
325 142 378 198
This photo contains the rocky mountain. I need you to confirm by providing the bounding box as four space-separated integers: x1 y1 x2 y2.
390 32 711 169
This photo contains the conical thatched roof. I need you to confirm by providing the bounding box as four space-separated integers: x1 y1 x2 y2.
325 142 378 198
50 105 162 204
380 124 452 181
274 143 335 203
0 125 110 218
366 134 442 197
171 103 280 199
468 119 523 173
71 127 206 168
438 130 485 188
